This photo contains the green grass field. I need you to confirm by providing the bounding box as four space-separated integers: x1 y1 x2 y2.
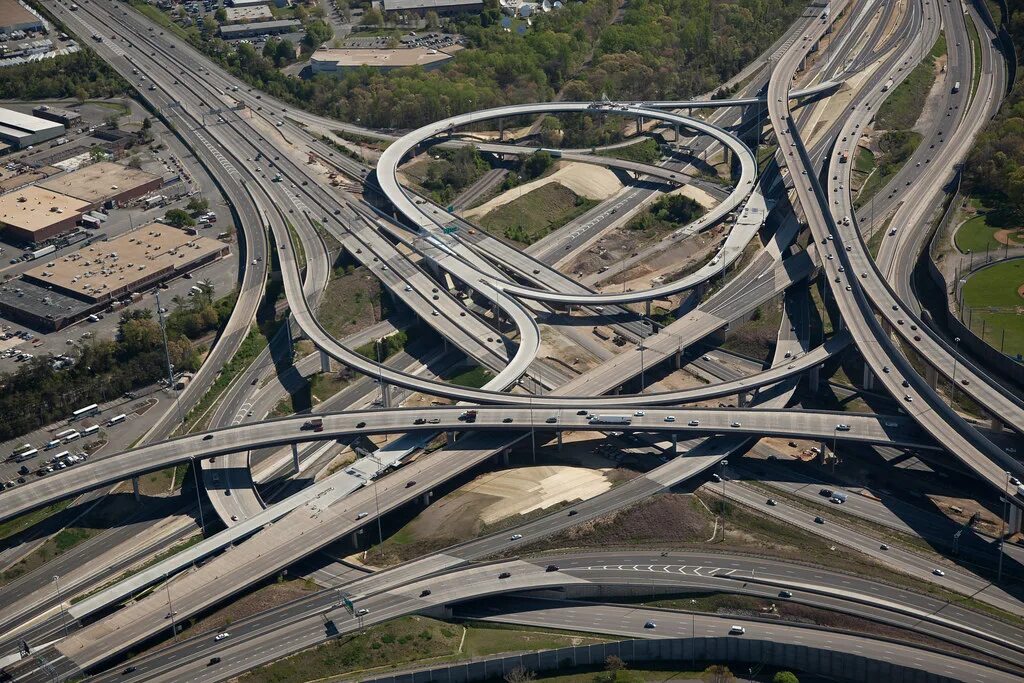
479 182 597 245
955 214 1024 253
962 259 1024 357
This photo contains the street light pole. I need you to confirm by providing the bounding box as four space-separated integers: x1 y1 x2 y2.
720 459 728 540
191 456 206 537
638 343 646 392
166 576 177 641
950 337 961 406
53 575 69 639
366 454 385 547
998 471 1010 582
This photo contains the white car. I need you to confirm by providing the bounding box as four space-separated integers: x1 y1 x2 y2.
932 569 945 577
633 410 645 417
663 415 675 422
214 632 230 641
510 534 523 541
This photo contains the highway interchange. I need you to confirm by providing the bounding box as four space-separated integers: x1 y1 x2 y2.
2 0 1024 681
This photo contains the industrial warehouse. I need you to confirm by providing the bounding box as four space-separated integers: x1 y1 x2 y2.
0 223 229 330
0 161 162 245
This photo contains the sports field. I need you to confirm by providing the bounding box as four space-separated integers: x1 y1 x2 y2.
961 259 1024 357
955 214 1024 253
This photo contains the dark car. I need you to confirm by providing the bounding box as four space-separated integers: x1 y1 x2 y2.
414 418 426 425
568 509 578 516
203 434 213 441
502 417 513 423
814 516 825 524
209 657 221 665
356 421 366 428
545 416 557 424
498 572 511 579
420 589 432 597
406 480 416 488
545 565 559 572
819 488 832 498
122 666 137 675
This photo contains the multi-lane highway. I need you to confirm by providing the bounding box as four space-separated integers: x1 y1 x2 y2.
3 0 1024 680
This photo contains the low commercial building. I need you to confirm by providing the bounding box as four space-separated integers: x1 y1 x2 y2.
380 0 482 16
0 106 64 149
21 222 229 306
227 0 269 6
38 161 163 209
218 19 300 39
0 0 43 34
223 5 273 22
0 278 94 331
0 185 89 244
31 104 81 128
310 45 461 74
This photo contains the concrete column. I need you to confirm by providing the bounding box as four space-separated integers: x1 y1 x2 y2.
320 350 331 373
818 443 828 465
645 300 651 317
670 433 678 456
556 431 563 451
808 364 820 390
1009 505 1022 534
738 392 749 408
132 476 140 501
500 449 511 466
381 383 391 408
861 365 874 391
674 347 683 369
498 118 504 141
291 442 300 474
446 431 456 447
421 491 433 506
636 116 643 135
285 318 294 359
989 412 1004 432
924 364 938 389
674 124 681 144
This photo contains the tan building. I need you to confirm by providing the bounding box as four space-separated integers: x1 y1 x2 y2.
223 5 273 22
0 0 43 34
0 185 90 244
22 223 229 305
310 45 462 74
38 161 163 210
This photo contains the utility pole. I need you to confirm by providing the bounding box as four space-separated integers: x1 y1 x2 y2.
53 575 69 639
166 577 177 641
190 456 206 537
998 471 1010 582
155 291 184 428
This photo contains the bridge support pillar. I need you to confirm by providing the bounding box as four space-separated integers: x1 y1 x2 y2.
989 412 1004 432
1009 505 1022 534
670 433 678 456
421 491 433 506
381 383 391 408
500 449 511 466
132 476 140 501
738 392 749 408
808 364 820 391
674 124 681 144
446 431 456 447
818 442 828 465
320 350 331 373
292 442 300 474
861 365 874 391
674 347 683 369
645 300 651 317
924 364 938 389
636 116 643 135
285 317 295 360
498 118 504 142
556 431 563 451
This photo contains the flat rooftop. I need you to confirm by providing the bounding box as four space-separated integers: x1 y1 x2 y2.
382 0 482 9
223 5 272 21
38 162 161 204
23 222 227 301
0 277 93 322
0 0 41 29
0 185 89 234
0 106 63 135
219 19 301 35
311 45 462 69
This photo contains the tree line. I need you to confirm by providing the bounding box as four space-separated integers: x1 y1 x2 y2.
0 289 236 442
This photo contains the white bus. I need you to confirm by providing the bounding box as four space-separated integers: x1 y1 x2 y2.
81 425 100 437
107 414 127 427
52 450 71 462
54 428 77 440
14 448 38 463
62 431 81 444
10 443 33 460
71 404 100 421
